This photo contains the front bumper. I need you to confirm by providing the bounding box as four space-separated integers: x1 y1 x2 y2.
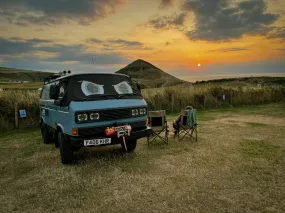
69 126 152 148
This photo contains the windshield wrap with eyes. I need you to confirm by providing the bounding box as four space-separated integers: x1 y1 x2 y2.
64 74 142 103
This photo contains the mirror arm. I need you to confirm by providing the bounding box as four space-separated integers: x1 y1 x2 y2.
54 100 61 106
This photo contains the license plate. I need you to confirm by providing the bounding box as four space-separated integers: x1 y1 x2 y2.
84 138 111 146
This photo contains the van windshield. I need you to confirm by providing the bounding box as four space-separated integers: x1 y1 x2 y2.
62 74 142 103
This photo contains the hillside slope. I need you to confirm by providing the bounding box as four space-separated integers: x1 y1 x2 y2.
0 67 53 82
194 76 285 86
116 59 184 88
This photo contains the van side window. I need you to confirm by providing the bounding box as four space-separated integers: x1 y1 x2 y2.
41 85 50 100
41 81 59 100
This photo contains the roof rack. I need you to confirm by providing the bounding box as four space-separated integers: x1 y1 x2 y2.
44 70 71 85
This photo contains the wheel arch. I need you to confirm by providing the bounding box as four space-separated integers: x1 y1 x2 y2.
56 124 65 133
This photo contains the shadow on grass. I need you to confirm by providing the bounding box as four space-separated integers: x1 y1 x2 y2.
246 122 269 127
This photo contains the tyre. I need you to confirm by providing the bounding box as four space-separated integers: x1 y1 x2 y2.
58 132 74 164
121 139 137 152
41 123 53 144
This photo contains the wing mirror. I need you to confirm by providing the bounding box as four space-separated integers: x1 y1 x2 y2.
136 82 141 93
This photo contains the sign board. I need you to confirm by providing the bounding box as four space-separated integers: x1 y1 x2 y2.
19 109 27 118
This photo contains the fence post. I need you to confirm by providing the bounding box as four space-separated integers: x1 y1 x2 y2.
171 93 174 112
15 103 19 129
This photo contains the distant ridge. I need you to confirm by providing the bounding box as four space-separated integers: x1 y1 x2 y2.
0 67 53 82
116 59 184 88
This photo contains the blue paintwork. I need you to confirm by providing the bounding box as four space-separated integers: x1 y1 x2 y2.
40 98 147 136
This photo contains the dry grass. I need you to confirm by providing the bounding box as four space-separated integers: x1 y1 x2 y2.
1 103 285 213
0 82 43 90
1 83 285 131
0 90 40 131
142 84 285 112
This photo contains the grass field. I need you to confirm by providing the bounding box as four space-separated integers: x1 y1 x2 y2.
0 82 43 90
1 103 285 212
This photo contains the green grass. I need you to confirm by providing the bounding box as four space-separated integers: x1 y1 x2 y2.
240 139 285 162
1 103 285 212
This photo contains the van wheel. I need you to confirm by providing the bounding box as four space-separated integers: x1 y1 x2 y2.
121 139 137 152
41 123 53 144
58 132 74 164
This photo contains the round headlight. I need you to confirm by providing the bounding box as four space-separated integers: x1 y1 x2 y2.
78 113 88 122
140 109 144 115
135 109 139 115
90 113 99 120
132 109 136 116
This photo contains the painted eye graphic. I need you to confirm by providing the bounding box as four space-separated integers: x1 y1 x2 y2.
81 81 104 96
113 81 133 94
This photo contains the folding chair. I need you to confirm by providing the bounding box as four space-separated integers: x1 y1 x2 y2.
147 110 169 145
174 109 198 142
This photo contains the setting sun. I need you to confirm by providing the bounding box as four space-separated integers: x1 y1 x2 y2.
198 64 201 67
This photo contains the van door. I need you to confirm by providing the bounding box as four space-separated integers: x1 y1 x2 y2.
40 82 59 129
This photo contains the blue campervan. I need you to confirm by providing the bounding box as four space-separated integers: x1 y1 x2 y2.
40 72 151 164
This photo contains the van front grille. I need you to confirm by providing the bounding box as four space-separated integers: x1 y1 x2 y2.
99 108 131 121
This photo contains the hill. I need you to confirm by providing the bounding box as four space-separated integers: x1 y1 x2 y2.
116 59 185 88
0 67 53 83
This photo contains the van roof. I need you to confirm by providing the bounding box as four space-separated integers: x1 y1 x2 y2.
45 72 130 84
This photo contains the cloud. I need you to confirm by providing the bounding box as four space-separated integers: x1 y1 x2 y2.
0 37 129 66
87 38 104 44
267 27 285 39
165 41 171 46
146 12 187 30
159 0 175 8
181 0 279 41
208 47 248 52
0 37 52 54
87 38 150 50
0 0 126 26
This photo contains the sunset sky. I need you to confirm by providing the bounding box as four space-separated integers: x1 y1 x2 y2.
0 0 285 80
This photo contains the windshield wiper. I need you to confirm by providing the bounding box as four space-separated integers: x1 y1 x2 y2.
80 94 118 101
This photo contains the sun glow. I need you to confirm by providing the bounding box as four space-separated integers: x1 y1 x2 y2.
198 63 201 67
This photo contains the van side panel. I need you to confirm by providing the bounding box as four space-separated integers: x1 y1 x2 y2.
40 100 70 133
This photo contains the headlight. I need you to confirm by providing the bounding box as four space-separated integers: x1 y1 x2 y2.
90 112 100 120
132 108 147 116
140 108 146 115
77 113 88 122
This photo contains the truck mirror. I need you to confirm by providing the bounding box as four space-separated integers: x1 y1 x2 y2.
137 82 141 93
50 85 59 99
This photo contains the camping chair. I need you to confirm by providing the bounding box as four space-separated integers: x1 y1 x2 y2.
147 110 169 145
174 109 197 142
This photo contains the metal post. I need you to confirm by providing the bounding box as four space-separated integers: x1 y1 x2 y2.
171 93 174 112
15 103 19 129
